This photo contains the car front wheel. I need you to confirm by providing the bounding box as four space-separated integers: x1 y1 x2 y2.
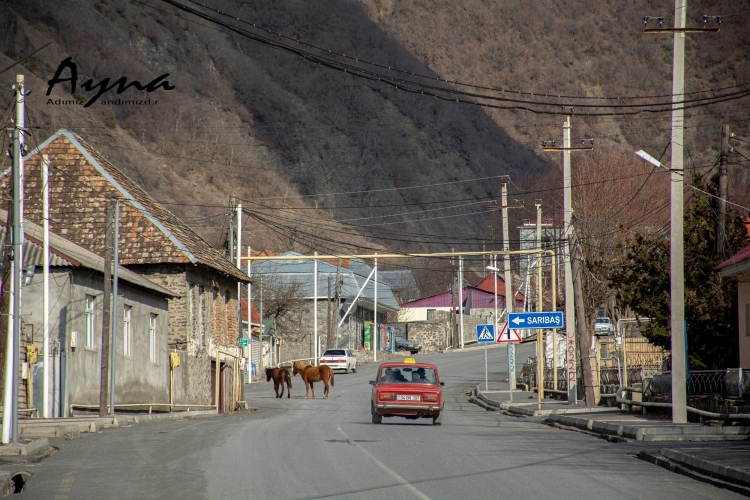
397 347 406 352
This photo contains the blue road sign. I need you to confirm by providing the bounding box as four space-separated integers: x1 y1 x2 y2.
476 324 495 342
507 311 564 330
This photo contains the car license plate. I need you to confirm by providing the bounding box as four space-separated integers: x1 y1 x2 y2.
396 395 420 401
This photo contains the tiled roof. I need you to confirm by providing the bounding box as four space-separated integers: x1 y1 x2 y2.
0 210 176 297
13 130 249 283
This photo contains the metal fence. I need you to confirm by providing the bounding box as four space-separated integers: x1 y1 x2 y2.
646 369 750 399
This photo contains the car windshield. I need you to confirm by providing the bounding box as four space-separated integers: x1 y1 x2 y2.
379 366 437 384
596 318 610 324
323 349 346 356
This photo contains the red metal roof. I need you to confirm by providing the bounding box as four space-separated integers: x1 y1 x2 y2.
716 242 750 271
476 273 525 300
241 299 261 324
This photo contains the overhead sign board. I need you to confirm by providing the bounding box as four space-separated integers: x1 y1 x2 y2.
476 324 495 343
496 321 522 343
507 311 564 330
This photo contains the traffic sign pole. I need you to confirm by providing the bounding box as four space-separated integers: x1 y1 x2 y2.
484 343 488 391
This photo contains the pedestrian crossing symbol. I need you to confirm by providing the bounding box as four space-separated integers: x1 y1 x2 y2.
476 324 495 343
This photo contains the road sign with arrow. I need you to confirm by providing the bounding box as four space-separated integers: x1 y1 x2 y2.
507 311 564 329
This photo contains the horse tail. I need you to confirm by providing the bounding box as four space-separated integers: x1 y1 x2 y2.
330 367 334 386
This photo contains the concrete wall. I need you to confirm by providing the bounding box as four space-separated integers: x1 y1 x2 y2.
23 267 170 414
404 310 495 353
170 351 212 405
739 281 750 369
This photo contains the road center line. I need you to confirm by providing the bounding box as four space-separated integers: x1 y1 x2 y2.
336 424 432 500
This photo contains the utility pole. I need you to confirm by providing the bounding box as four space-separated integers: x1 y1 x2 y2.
536 201 543 407
42 155 50 418
11 74 25 442
100 204 113 417
501 180 515 391
717 125 730 255
570 232 597 404
109 199 119 415
334 259 341 348
313 252 318 364
373 254 378 361
668 0 688 424
459 256 464 349
236 204 242 353
327 275 332 350
228 196 235 265
450 250 456 349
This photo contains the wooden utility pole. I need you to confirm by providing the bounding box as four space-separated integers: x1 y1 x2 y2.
99 204 114 417
716 125 730 255
570 232 597 405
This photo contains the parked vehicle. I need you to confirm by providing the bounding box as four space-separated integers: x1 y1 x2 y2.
595 317 614 333
393 336 421 354
369 358 444 425
319 349 357 373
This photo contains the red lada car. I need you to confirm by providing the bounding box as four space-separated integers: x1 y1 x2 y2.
369 359 444 425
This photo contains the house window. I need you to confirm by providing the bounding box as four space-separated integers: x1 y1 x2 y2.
85 295 95 349
188 283 195 343
427 309 436 321
150 314 157 363
123 305 132 356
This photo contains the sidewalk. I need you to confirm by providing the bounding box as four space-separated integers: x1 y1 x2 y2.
473 384 750 493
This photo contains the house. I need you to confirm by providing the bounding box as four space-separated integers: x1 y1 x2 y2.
251 252 399 361
398 273 524 322
377 269 421 305
0 211 176 417
5 130 251 412
717 245 750 369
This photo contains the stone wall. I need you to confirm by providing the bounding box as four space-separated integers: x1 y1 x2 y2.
404 311 494 353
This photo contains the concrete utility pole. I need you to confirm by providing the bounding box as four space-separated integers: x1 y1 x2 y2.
313 252 318 364
669 0 688 424
536 201 543 406
109 199 119 415
373 254 378 361
100 204 113 417
450 251 456 348
236 204 242 355
501 180 515 390
459 256 464 349
327 276 332 350
562 117 576 404
247 245 252 383
334 260 341 348
716 125 730 255
42 155 50 418
11 74 25 442
570 232 597 405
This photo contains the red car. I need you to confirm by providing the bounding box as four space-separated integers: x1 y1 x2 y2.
369 359 444 425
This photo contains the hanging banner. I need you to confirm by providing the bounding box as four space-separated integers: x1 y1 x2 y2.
364 321 373 350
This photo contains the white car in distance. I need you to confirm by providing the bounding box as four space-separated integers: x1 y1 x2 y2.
320 349 358 373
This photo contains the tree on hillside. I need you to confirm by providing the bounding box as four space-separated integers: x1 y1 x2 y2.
608 175 747 369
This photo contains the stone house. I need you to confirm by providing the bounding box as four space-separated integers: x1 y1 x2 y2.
0 212 176 416
4 130 250 412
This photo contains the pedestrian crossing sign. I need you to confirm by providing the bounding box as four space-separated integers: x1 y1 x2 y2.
496 321 522 343
476 324 495 343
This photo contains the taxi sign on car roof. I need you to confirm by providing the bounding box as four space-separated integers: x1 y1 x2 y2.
403 357 416 363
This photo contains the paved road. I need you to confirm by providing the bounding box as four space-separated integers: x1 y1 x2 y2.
20 344 743 499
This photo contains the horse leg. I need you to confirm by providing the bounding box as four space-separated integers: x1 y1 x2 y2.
274 380 280 398
286 378 291 398
323 379 329 399
310 381 315 399
305 378 310 399
279 379 285 398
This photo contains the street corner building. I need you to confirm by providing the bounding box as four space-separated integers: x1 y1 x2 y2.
1 129 251 414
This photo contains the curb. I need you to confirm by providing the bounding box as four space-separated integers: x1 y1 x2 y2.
638 451 750 497
0 438 49 457
546 413 750 441
661 448 750 488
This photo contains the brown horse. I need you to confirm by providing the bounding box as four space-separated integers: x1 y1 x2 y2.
292 361 334 399
266 367 292 398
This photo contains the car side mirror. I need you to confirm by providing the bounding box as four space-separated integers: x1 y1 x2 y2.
369 380 377 385
440 382 445 386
